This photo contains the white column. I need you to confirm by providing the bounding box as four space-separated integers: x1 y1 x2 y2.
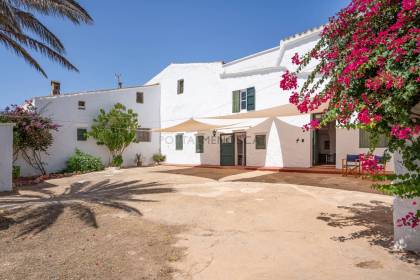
0 123 14 192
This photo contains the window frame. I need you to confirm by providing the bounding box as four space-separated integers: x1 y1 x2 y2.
177 79 184 95
196 135 204 153
136 128 151 142
78 100 86 110
359 129 388 148
77 128 87 141
255 134 266 150
175 133 184 150
136 92 144 104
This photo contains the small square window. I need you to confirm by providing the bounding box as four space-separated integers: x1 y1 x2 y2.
255 135 266 149
136 92 144 103
77 128 87 141
176 134 184 150
177 79 184 94
136 128 151 142
78 101 85 110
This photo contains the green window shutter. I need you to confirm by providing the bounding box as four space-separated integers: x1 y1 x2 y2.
196 135 204 153
232 90 240 113
255 135 266 149
176 134 183 150
246 87 255 111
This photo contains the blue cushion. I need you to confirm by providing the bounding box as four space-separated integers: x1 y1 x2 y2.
346 154 359 162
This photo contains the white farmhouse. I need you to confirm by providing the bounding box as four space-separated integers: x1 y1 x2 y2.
19 82 161 176
20 27 393 176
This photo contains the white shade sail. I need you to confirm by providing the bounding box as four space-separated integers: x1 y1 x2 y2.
155 103 329 133
155 118 231 132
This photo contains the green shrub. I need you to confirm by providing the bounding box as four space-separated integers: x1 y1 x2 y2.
66 149 104 173
12 165 20 179
112 155 123 167
152 153 166 164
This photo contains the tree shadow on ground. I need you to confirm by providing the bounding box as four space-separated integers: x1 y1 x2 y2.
0 179 173 237
317 200 420 265
155 167 252 181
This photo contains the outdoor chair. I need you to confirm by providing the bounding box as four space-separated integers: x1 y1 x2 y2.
361 155 387 179
342 154 360 177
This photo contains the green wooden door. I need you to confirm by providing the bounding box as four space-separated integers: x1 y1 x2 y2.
220 134 235 166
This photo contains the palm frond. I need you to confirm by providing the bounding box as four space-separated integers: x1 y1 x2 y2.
0 0 21 32
6 30 78 72
12 8 65 52
0 31 47 77
10 0 93 24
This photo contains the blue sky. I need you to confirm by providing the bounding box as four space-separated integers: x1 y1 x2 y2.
0 0 350 108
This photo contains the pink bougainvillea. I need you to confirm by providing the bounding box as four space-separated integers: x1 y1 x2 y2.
279 0 420 194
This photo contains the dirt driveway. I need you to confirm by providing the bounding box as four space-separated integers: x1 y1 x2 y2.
0 166 419 279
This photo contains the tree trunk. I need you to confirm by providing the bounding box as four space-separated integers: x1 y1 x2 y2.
393 151 420 252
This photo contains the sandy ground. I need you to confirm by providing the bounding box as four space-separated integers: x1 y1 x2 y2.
0 166 419 280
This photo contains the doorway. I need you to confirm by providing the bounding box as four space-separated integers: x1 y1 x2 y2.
236 132 247 166
312 114 336 165
220 134 235 166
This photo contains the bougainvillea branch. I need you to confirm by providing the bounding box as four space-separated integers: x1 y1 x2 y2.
0 101 59 175
280 0 420 197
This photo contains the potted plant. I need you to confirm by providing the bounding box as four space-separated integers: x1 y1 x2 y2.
135 153 143 167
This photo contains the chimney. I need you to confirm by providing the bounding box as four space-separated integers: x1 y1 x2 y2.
51 80 60 96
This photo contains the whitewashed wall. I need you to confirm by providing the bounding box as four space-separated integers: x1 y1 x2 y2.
17 85 161 176
0 123 14 191
336 128 394 171
146 31 321 168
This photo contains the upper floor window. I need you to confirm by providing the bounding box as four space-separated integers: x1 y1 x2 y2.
177 79 184 94
136 128 151 142
78 101 85 110
359 129 388 148
136 92 144 103
232 87 255 113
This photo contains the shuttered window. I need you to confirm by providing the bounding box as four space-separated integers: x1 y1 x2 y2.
246 87 255 111
177 79 184 94
176 134 184 150
77 128 87 141
136 92 144 103
359 130 388 148
196 135 204 153
232 90 240 113
136 128 151 142
255 134 266 149
232 87 255 112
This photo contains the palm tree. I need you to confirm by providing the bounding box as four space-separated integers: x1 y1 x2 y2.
0 0 93 77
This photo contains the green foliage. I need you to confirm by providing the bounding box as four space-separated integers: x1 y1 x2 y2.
112 155 123 167
87 103 138 167
12 166 20 179
0 101 59 175
285 0 420 197
66 149 104 173
152 153 166 164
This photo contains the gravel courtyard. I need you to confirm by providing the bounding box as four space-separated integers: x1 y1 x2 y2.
0 166 419 279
